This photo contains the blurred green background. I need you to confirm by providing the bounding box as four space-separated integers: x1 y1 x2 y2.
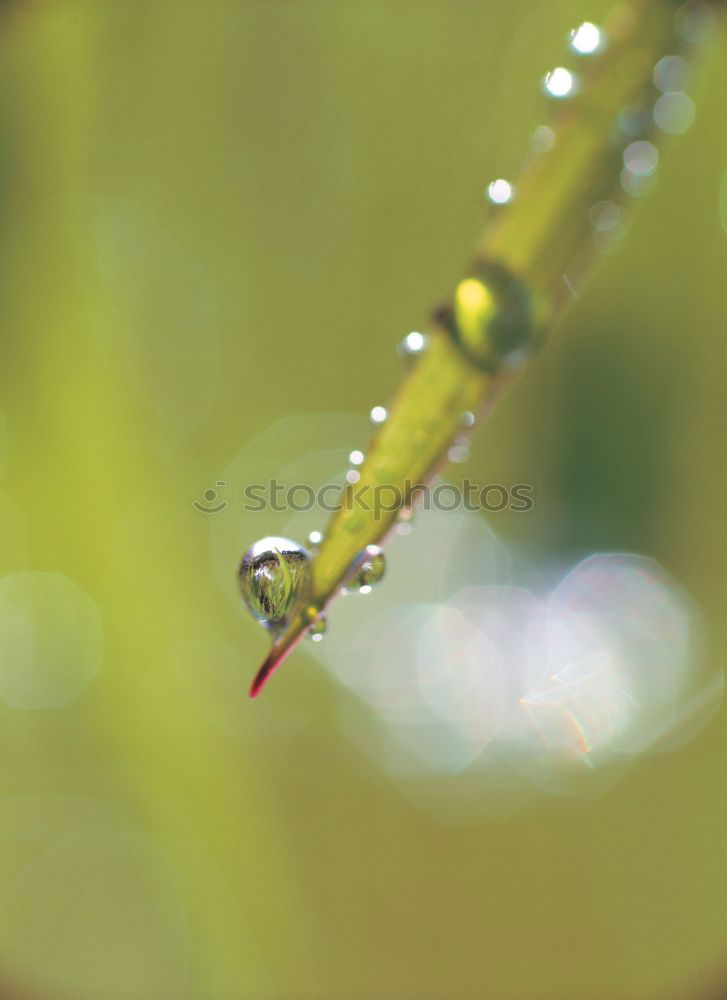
0 1 726 997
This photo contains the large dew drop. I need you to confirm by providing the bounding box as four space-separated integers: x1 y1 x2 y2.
238 537 312 629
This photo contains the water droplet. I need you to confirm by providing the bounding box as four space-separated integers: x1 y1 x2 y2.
589 201 621 232
461 411 475 428
654 92 695 135
351 545 386 591
304 606 327 641
238 537 312 628
532 125 555 152
623 140 658 176
396 522 412 537
676 1 716 44
349 449 364 467
307 530 323 551
653 55 689 93
451 262 539 371
486 179 514 204
370 406 387 425
543 67 577 99
346 469 361 485
448 440 470 464
398 331 427 356
620 167 654 199
397 506 414 525
569 21 603 55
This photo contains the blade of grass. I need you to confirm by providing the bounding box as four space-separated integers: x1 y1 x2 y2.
250 0 724 695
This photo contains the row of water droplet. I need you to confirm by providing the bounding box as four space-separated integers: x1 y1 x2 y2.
237 4 713 641
486 11 706 257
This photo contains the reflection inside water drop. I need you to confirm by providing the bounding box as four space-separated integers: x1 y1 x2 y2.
238 537 312 629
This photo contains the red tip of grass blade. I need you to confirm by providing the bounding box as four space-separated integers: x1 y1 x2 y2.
249 623 306 698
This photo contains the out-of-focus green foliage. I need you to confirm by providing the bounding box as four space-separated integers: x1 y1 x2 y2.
0 2 726 998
